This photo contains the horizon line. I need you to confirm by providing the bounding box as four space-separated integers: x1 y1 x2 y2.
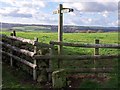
0 22 118 28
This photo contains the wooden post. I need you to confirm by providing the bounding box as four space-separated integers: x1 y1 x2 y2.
94 39 99 75
48 44 53 82
33 37 38 80
53 4 73 68
53 4 74 54
94 39 99 66
58 4 63 68
13 30 16 36
94 39 99 55
58 4 63 55
10 33 13 66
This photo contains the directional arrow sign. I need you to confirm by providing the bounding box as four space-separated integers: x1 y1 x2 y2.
53 10 60 14
53 8 74 14
61 8 74 13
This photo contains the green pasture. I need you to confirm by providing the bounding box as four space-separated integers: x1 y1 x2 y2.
2 32 118 55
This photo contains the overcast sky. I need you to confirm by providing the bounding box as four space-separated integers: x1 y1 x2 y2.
0 0 119 27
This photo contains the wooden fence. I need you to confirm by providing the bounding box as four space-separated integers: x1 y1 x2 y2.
49 40 119 87
1 31 120 88
50 40 119 66
1 31 52 82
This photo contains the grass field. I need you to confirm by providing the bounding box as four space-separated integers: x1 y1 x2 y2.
2 31 118 55
1 31 119 89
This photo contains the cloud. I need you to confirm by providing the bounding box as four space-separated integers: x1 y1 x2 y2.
32 0 46 8
0 7 33 18
62 2 118 26
0 7 18 15
0 0 16 5
32 12 58 24
63 2 118 12
111 20 118 26
6 13 32 18
102 11 109 17
40 0 119 2
0 0 46 8
0 0 118 27
64 11 117 26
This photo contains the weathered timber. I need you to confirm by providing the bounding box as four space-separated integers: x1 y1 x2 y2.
9 36 35 45
53 4 74 56
10 33 13 66
1 34 35 45
1 50 36 68
94 39 99 68
11 36 53 48
1 34 53 48
34 37 38 54
50 41 120 49
65 68 114 73
52 69 67 88
58 4 63 55
34 54 119 60
94 39 99 55
13 30 16 36
48 44 54 81
33 37 38 80
0 41 34 57
51 68 114 73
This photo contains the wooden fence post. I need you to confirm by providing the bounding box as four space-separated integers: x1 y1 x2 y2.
94 39 99 55
10 33 13 66
48 44 53 82
94 39 99 73
13 30 16 36
10 31 16 66
33 37 38 80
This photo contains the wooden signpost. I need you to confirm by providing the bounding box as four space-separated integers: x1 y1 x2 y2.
53 4 74 55
53 4 73 68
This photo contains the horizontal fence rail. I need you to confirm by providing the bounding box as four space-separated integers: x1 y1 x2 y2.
34 54 119 60
9 36 35 45
0 41 35 57
1 34 53 48
50 41 120 49
1 34 35 45
1 50 36 68
52 68 114 74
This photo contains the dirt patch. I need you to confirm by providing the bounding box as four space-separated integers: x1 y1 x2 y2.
67 74 110 88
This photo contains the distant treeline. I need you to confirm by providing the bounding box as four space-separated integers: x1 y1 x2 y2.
1 22 118 33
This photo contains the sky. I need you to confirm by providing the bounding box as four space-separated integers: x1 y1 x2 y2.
0 0 119 27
